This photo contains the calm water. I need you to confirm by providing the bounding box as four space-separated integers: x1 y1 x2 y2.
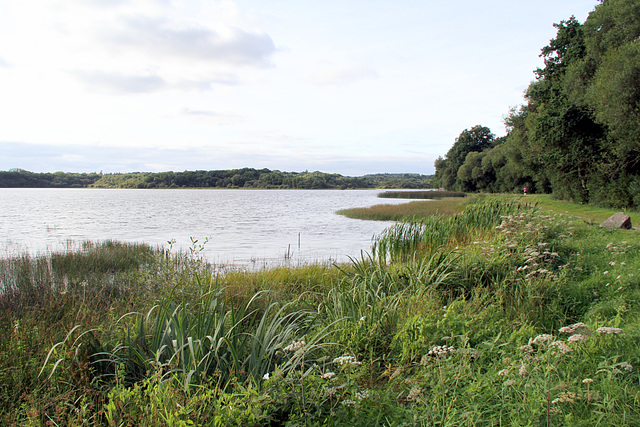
0 188 411 268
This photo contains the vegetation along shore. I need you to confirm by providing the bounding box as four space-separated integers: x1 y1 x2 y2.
1 194 640 425
0 169 432 190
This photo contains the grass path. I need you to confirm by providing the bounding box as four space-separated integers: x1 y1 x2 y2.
342 191 640 227
526 194 640 226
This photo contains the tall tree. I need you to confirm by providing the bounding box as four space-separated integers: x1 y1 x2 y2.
433 125 495 191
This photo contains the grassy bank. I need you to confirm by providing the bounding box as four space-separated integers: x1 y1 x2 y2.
1 197 640 425
337 198 467 221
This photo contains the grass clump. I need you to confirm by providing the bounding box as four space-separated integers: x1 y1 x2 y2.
379 190 467 199
337 197 467 221
2 197 640 425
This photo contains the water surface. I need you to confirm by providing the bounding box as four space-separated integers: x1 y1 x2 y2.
0 189 409 268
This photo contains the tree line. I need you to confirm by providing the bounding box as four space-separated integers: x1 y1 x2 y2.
433 0 640 209
0 168 433 190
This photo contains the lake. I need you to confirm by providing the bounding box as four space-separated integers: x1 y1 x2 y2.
0 188 411 268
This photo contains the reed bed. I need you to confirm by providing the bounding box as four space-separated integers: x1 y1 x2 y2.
337 197 466 221
373 198 533 262
378 190 467 199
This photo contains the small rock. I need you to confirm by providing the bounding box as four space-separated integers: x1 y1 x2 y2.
600 213 632 229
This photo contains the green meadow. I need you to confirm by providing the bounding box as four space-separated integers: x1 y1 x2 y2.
1 195 640 426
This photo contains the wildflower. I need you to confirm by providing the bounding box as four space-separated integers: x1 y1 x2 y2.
519 364 528 376
359 316 366 321
322 372 336 380
596 327 623 334
355 390 370 400
340 399 357 407
531 334 554 345
582 378 594 384
610 261 617 266
552 391 577 404
333 355 362 366
550 341 572 354
504 379 515 387
427 345 455 358
518 344 533 353
604 271 609 275
559 322 591 335
567 334 587 342
262 373 270 380
284 340 306 352
497 369 509 377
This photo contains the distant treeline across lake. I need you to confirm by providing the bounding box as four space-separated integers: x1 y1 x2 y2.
0 168 433 189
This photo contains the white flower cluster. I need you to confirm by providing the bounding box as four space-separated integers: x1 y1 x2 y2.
284 340 306 352
427 345 455 358
530 334 554 345
549 340 572 355
552 391 577 405
333 355 362 366
567 334 587 342
322 372 336 380
355 390 370 400
559 322 592 335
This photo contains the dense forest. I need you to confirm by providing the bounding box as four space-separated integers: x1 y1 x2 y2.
0 168 432 190
433 0 640 209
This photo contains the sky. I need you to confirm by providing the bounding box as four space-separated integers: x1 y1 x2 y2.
0 0 599 176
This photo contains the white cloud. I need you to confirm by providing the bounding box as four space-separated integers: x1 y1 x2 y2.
74 70 166 94
103 14 276 67
312 65 378 86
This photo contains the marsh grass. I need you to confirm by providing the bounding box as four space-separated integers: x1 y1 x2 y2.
378 190 467 199
337 197 466 221
3 198 640 425
0 240 159 313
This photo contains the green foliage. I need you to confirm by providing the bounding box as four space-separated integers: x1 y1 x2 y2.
432 125 496 191
0 168 434 190
3 198 640 424
434 1 640 209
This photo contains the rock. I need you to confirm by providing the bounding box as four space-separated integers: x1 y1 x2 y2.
600 213 632 229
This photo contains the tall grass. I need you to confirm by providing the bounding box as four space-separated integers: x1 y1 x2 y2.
337 198 466 221
0 240 159 313
378 190 467 199
373 199 535 261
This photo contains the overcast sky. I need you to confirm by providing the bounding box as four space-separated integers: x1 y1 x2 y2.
0 0 598 176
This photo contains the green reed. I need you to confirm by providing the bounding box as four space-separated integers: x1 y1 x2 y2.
378 190 467 199
0 240 159 313
373 199 535 262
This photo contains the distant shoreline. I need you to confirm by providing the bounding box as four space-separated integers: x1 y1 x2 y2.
0 168 433 190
